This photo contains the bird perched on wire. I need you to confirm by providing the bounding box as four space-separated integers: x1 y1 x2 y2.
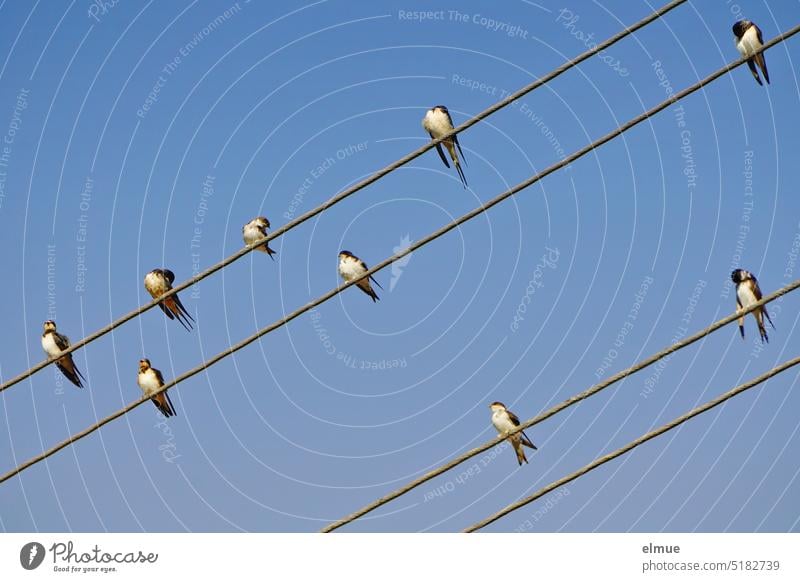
242 216 277 259
137 359 176 418
733 20 770 86
144 268 195 331
731 269 774 343
41 320 86 389
338 250 382 302
422 105 468 188
489 401 538 466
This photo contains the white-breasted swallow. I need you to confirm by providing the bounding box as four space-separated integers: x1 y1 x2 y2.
731 269 774 343
338 250 382 302
242 216 276 259
41 320 86 389
144 268 195 331
733 20 770 86
490 401 537 466
422 105 468 188
137 358 176 418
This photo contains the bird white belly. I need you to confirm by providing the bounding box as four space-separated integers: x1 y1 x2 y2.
737 27 761 56
243 226 262 245
41 334 62 357
492 413 515 434
737 286 757 308
423 110 452 138
138 373 160 396
339 260 363 282
144 273 167 294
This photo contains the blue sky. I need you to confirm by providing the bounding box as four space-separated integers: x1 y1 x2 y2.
1 0 799 533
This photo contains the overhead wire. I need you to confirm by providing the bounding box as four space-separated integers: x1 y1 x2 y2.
463 354 800 532
3 22 799 487
0 0 690 395
321 281 800 531
317 21 800 531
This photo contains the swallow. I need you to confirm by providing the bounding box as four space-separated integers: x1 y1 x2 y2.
137 359 176 418
731 269 774 343
733 20 770 86
242 216 276 259
144 268 194 331
338 250 382 302
490 401 537 466
422 105 468 188
41 320 86 389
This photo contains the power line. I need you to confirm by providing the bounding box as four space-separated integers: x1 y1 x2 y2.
320 281 800 531
318 22 800 532
463 354 800 532
4 18 797 484
3 20 798 487
0 0 688 396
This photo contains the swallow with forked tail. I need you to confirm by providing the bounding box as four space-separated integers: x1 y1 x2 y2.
137 359 176 418
422 105 468 188
731 268 774 343
243 216 276 259
338 250 382 302
41 320 86 388
490 401 537 466
733 20 770 86
144 268 194 331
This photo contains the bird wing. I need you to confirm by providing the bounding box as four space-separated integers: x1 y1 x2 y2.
440 105 455 128
755 23 765 45
153 367 166 386
54 332 71 351
752 278 763 301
